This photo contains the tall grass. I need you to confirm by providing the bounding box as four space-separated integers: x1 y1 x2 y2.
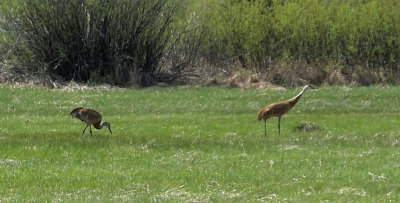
1 85 400 201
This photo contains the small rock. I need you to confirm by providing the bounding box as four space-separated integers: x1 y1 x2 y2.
294 121 322 132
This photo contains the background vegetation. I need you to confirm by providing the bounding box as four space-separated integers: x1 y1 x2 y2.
1 0 188 86
2 1 400 201
1 0 400 86
1 85 400 201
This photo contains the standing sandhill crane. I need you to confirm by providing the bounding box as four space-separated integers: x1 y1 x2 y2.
70 107 112 136
258 84 312 136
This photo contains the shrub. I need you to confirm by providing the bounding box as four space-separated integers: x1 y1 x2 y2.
193 0 400 70
193 0 268 68
2 0 184 86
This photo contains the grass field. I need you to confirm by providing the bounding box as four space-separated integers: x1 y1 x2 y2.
1 85 400 201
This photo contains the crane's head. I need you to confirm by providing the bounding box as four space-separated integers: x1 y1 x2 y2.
101 121 112 134
303 84 312 92
70 107 83 118
296 84 313 96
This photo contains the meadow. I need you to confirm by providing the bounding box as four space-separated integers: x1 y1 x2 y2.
0 85 400 201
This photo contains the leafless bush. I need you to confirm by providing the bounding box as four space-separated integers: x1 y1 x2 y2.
3 0 185 86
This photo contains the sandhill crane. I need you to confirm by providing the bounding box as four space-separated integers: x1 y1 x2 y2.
70 107 112 136
258 84 312 136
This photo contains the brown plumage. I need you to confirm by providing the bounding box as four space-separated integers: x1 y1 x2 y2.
70 107 112 136
258 85 312 136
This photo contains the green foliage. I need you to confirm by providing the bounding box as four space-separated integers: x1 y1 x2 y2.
1 85 400 201
193 0 268 67
194 0 400 69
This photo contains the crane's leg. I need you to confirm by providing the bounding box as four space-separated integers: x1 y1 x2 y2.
278 116 281 135
89 125 93 136
264 119 267 136
82 124 89 136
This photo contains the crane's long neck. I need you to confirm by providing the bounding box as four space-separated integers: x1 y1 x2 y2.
288 87 307 107
95 121 112 134
93 121 108 129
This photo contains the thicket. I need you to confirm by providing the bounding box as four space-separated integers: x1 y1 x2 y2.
1 0 400 86
197 0 400 69
1 0 189 86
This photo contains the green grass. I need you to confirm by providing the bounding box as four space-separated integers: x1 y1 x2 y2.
1 85 400 201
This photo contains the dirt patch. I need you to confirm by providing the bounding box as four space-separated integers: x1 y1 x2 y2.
3 59 400 88
200 62 276 89
203 62 400 88
263 63 326 86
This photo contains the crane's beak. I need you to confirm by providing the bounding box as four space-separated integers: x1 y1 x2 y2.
108 126 112 134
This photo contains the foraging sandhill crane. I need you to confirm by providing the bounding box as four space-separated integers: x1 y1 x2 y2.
70 107 112 136
258 84 312 136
